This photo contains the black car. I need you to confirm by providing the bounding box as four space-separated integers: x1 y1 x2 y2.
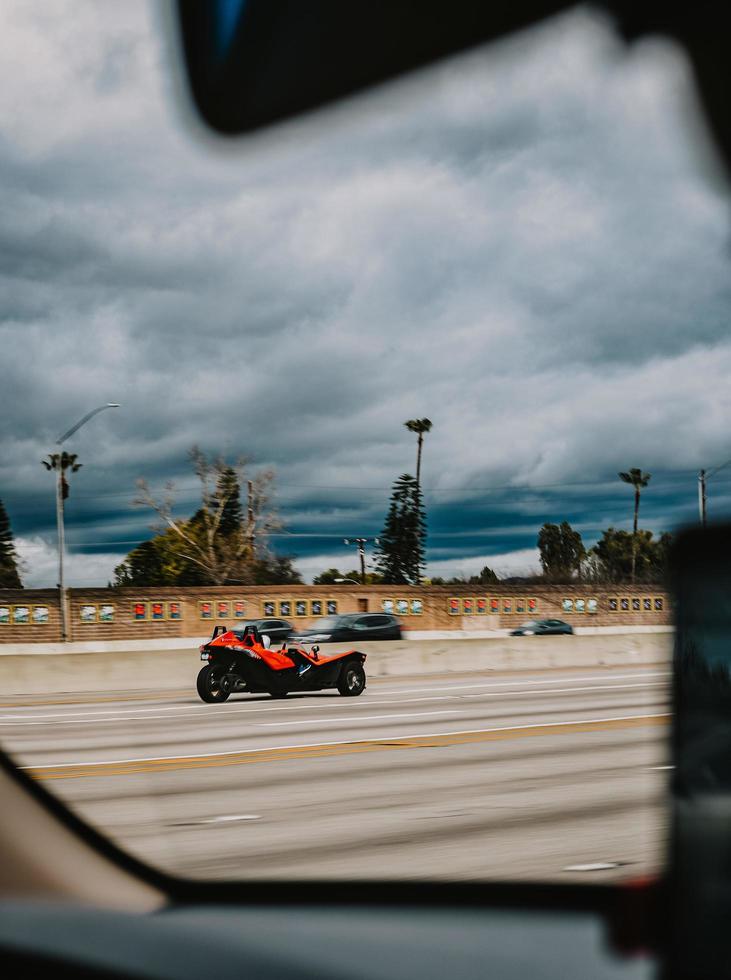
236 618 294 644
293 613 402 643
510 619 574 636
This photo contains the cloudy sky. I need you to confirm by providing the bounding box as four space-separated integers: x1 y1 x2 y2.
1 2 730 586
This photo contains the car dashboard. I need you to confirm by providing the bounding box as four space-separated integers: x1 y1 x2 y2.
0 900 654 980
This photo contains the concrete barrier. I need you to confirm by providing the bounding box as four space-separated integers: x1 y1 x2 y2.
0 633 673 697
353 632 672 677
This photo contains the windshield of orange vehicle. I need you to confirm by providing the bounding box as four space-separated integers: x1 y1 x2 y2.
0 1 726 885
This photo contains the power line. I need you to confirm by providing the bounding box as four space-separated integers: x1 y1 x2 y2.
707 457 731 479
4 466 718 506
53 521 686 548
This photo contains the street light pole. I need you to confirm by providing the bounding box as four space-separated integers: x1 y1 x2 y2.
52 403 120 641
698 469 707 528
55 466 66 634
55 403 121 446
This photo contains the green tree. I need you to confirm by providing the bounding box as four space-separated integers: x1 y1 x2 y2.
114 529 304 587
249 555 303 585
113 540 168 587
588 527 670 584
216 466 243 537
134 447 277 585
586 529 633 583
537 522 585 581
115 447 294 586
430 567 500 585
0 498 22 588
619 468 652 582
313 567 383 585
113 520 207 587
313 568 347 585
404 418 432 491
654 531 673 579
115 463 302 587
375 474 426 585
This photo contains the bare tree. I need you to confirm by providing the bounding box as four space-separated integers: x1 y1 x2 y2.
134 447 279 585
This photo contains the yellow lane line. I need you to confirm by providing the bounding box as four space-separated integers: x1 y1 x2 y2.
26 713 669 781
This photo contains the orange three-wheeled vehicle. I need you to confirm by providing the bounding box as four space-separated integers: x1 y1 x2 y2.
196 623 367 703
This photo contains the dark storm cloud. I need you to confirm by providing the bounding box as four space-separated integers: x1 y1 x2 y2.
0 2 730 585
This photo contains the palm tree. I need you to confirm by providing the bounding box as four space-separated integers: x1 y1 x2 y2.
41 452 82 502
404 418 432 491
619 468 651 583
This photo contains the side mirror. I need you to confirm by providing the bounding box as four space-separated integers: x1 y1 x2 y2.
311 645 320 659
667 524 731 977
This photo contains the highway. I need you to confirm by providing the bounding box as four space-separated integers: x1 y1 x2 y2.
0 665 670 883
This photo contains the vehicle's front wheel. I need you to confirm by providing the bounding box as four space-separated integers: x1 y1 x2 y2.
196 664 231 703
338 661 366 697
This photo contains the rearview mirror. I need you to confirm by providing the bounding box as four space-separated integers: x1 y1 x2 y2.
173 2 731 184
174 0 571 135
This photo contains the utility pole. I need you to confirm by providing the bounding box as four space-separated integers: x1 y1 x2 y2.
698 457 731 526
247 480 255 553
343 537 379 584
698 469 707 527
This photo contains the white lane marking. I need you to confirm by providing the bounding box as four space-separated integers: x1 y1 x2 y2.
2 669 669 717
21 712 670 770
259 710 461 728
201 814 260 823
563 862 622 872
0 679 669 726
370 671 669 696
461 682 666 699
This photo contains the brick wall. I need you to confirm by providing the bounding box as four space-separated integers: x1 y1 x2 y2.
0 583 672 644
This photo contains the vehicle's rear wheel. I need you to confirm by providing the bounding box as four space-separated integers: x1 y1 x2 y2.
196 664 230 703
338 660 366 697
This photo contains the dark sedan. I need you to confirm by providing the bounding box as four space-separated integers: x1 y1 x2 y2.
293 613 402 643
510 619 574 636
236 618 294 644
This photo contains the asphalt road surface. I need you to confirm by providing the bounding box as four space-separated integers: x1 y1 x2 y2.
0 665 670 883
